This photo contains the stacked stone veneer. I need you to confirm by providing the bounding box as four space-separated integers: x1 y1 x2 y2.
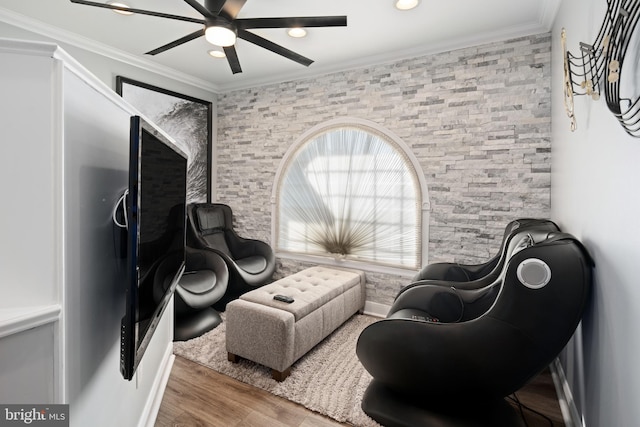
216 34 551 306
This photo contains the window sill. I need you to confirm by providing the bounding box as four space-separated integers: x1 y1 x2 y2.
276 251 418 278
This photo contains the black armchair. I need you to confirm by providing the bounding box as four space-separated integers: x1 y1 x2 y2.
356 232 593 427
154 247 228 341
186 203 276 307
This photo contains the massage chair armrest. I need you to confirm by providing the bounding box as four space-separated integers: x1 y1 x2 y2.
413 255 500 282
193 245 233 265
387 308 443 323
412 262 470 282
185 246 227 272
226 231 275 260
389 283 463 323
394 277 461 302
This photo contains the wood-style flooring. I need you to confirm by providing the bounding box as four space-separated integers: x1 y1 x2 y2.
155 355 565 427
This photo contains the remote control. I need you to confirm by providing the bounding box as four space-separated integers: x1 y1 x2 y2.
273 294 294 303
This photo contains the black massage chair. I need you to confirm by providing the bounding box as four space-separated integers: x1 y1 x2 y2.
186 203 276 308
356 230 593 427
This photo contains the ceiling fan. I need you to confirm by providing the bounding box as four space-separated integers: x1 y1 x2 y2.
69 0 347 74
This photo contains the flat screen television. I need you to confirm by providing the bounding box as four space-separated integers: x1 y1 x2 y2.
120 115 188 380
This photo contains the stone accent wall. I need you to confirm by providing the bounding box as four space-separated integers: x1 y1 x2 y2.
216 34 551 306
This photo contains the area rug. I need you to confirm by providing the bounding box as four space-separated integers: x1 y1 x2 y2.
173 313 382 427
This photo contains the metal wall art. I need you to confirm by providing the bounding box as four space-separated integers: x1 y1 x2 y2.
562 0 640 137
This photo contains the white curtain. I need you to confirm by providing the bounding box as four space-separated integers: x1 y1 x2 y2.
278 127 420 268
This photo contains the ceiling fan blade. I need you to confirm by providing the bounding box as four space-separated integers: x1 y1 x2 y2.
202 0 227 16
223 46 242 74
238 29 313 67
69 0 205 25
183 0 217 19
219 0 247 19
145 29 205 55
236 16 348 30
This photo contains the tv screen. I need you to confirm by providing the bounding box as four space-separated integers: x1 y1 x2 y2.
120 115 187 380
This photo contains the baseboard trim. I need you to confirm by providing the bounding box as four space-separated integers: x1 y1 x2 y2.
549 358 583 427
363 301 391 318
139 344 175 427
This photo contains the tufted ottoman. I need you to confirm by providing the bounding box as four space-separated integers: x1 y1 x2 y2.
225 266 366 381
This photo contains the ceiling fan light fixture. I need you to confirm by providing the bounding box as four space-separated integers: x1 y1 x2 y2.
205 24 237 47
287 28 307 38
69 0 348 74
394 0 420 10
107 2 134 15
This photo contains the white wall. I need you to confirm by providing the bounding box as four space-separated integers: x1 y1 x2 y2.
0 19 216 427
551 1 640 426
63 64 174 427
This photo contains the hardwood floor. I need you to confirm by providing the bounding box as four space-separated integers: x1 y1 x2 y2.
508 368 566 427
155 356 346 427
156 356 565 427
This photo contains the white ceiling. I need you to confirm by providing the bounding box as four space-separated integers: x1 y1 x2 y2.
0 0 561 93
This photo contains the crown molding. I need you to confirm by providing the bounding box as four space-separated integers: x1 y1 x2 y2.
538 0 563 31
219 21 552 93
0 3 560 95
0 6 220 93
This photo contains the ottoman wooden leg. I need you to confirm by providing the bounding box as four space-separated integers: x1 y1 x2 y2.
228 352 240 363
272 367 291 382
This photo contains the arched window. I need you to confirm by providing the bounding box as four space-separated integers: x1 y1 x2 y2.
273 118 429 270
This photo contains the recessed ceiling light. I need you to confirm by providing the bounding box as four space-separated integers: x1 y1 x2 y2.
208 49 226 58
287 28 307 38
394 0 420 11
108 2 134 15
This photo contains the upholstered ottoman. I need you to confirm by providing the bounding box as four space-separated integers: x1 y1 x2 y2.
225 266 366 381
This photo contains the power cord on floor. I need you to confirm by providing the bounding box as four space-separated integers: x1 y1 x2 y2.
508 392 554 427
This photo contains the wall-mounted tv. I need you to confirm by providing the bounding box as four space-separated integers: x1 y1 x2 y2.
120 115 188 380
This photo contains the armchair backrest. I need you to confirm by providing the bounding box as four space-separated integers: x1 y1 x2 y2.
463 218 559 282
187 203 234 257
490 232 593 349
407 218 560 292
196 205 227 231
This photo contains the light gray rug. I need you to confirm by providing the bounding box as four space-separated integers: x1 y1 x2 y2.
173 313 382 426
